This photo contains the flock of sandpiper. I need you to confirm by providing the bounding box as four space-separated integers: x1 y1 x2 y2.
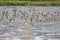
0 8 60 23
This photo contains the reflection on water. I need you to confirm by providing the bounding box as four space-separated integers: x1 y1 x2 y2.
0 6 60 40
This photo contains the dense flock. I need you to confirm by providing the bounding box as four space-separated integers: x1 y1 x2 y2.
0 8 60 24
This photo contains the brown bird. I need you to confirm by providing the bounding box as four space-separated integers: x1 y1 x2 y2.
34 14 39 23
2 10 5 16
2 10 9 20
43 12 50 22
51 13 56 21
5 11 9 19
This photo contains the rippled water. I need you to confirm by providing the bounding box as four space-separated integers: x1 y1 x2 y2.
0 6 60 40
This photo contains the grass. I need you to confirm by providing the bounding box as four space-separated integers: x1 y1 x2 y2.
0 1 60 6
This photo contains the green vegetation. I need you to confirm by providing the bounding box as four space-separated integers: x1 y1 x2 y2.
0 1 60 6
0 0 60 1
